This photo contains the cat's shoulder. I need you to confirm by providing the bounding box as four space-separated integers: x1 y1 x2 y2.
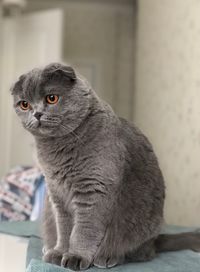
118 117 154 153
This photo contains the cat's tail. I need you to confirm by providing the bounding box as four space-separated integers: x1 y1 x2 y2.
155 231 200 252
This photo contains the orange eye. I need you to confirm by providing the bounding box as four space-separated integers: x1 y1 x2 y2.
46 95 59 104
20 100 30 111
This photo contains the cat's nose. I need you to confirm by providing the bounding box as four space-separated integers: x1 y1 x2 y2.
34 112 43 120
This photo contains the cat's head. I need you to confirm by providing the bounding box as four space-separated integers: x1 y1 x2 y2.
11 63 91 137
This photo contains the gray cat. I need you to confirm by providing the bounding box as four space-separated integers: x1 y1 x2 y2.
11 63 200 271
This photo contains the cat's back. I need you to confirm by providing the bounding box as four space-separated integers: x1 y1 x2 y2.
97 116 165 253
117 116 165 208
117 117 157 167
118 117 154 153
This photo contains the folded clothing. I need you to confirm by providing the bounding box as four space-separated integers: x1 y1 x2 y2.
0 166 44 221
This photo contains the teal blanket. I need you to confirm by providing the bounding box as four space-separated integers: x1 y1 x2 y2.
0 221 200 272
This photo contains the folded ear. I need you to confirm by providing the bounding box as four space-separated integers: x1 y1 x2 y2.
43 62 76 82
10 74 26 95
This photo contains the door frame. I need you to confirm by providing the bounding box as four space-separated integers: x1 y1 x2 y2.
0 15 18 177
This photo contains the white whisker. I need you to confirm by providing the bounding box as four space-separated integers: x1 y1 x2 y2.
60 124 84 145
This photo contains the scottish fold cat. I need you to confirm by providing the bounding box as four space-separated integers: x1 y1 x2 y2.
11 63 200 270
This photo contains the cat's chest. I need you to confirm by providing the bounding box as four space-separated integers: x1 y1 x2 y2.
37 142 77 182
39 152 75 181
39 152 75 205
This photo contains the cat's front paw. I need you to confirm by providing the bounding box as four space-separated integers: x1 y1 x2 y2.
61 253 91 271
94 255 122 268
43 248 62 265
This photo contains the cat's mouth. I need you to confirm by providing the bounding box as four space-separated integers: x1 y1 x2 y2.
26 120 59 136
25 116 63 137
40 120 59 129
38 121 58 131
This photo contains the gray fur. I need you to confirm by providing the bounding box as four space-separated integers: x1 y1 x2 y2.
11 63 200 271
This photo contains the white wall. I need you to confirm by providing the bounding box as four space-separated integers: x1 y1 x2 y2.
0 1 136 178
27 0 136 120
0 9 63 177
134 0 200 226
0 3 3 118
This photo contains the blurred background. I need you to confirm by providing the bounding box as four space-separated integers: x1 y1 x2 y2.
0 0 199 227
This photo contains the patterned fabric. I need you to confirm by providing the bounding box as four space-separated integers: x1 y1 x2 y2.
0 166 44 221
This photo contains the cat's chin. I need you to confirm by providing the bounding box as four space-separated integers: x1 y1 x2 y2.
26 126 59 138
39 127 55 135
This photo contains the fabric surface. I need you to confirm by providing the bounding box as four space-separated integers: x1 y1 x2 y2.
26 251 200 272
1 221 200 272
26 225 200 272
0 220 41 237
26 237 43 267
